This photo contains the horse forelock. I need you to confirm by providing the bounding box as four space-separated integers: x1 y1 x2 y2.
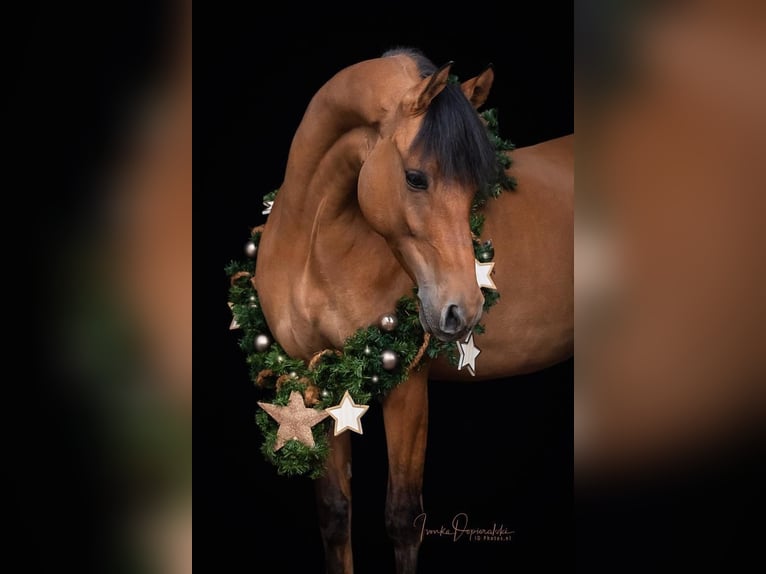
381 47 497 193
414 85 497 193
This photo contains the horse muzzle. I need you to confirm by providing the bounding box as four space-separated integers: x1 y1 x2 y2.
418 294 483 343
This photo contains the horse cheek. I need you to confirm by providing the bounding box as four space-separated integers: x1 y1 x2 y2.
358 139 405 237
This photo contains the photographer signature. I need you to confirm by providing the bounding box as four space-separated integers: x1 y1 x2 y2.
413 512 514 543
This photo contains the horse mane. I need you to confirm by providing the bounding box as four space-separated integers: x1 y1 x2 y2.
382 47 498 194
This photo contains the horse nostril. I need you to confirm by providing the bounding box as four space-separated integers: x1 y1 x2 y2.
441 304 465 335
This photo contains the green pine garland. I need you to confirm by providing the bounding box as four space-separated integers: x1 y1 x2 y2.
226 108 515 478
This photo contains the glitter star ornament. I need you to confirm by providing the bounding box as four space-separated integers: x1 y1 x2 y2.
262 200 274 215
257 391 329 451
457 332 481 376
475 259 497 290
326 390 369 436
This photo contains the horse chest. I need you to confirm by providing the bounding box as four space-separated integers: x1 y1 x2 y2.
260 277 361 358
275 272 414 362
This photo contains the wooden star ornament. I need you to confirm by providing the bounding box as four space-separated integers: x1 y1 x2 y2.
325 390 369 436
457 332 481 376
475 259 497 290
257 391 329 450
227 302 240 330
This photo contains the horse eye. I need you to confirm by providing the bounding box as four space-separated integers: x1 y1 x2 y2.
405 170 429 191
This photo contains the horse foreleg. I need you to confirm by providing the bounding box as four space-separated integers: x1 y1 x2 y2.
315 431 354 574
382 367 429 574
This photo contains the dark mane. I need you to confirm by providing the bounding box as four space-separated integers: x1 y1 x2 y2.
382 47 498 193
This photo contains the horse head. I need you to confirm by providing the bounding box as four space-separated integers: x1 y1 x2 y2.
358 51 497 343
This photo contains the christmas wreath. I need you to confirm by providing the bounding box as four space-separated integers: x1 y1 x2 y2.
226 108 514 478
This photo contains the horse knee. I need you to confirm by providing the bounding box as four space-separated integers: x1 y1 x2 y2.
385 493 422 546
316 489 351 545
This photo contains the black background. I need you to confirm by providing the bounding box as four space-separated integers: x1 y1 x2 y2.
10 1 766 572
195 3 574 573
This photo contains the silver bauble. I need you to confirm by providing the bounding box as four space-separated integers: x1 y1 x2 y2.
379 313 398 332
381 349 399 371
254 333 271 352
244 240 258 259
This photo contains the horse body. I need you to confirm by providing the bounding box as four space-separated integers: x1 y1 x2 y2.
431 134 574 381
253 49 572 574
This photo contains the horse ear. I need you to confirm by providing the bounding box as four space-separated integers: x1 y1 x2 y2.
403 60 454 116
461 64 494 109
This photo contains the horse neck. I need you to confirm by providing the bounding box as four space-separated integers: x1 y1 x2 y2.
272 60 415 251
261 59 416 348
277 58 409 218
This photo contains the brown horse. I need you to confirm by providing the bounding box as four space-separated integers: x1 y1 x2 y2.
252 47 572 574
